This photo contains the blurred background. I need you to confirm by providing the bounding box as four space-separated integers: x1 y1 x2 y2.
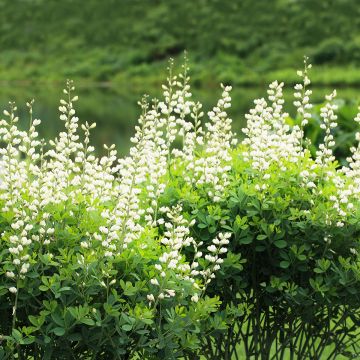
0 0 360 155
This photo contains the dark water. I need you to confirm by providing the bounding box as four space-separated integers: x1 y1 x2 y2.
0 82 359 156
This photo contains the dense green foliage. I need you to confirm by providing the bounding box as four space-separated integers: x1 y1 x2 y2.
0 199 220 359
1 0 360 86
171 150 360 358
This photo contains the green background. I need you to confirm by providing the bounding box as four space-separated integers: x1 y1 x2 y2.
0 0 359 154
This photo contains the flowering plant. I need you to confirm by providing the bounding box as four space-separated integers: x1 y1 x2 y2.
0 60 230 359
173 58 360 359
0 56 360 359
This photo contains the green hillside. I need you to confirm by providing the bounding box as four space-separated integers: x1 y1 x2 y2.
1 0 360 86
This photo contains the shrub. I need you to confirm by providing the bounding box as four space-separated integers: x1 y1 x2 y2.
167 58 360 359
0 71 227 359
0 56 360 359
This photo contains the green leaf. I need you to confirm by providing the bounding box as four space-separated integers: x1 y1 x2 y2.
12 329 22 342
280 261 290 269
68 307 79 320
274 240 287 249
20 336 35 345
53 327 65 336
0 287 8 296
255 245 266 252
28 315 45 328
80 318 95 326
122 324 133 331
239 236 252 244
209 226 216 233
51 312 65 327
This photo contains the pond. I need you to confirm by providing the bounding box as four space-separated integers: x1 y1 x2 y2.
0 82 359 156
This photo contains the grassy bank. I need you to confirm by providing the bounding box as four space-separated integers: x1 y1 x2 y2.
1 50 360 90
1 0 360 87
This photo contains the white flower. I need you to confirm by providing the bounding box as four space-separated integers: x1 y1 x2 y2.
191 293 199 302
147 294 155 302
150 278 159 286
207 245 217 253
6 271 15 278
80 241 89 248
166 289 175 297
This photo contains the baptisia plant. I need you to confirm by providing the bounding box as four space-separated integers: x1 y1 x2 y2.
0 59 231 359
169 58 360 359
0 55 360 360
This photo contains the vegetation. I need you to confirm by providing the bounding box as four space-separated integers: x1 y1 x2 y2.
1 0 360 155
1 58 360 359
1 0 360 87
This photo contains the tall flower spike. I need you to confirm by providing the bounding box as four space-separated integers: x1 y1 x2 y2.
0 102 28 211
315 90 338 167
193 84 236 201
149 204 196 302
172 52 197 162
96 95 165 255
159 58 179 171
347 108 360 176
180 101 204 184
139 97 167 227
339 107 360 204
46 80 82 202
242 81 302 176
294 56 313 130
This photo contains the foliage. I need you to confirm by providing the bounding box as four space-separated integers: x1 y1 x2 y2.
1 58 360 359
1 0 360 85
172 150 360 358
